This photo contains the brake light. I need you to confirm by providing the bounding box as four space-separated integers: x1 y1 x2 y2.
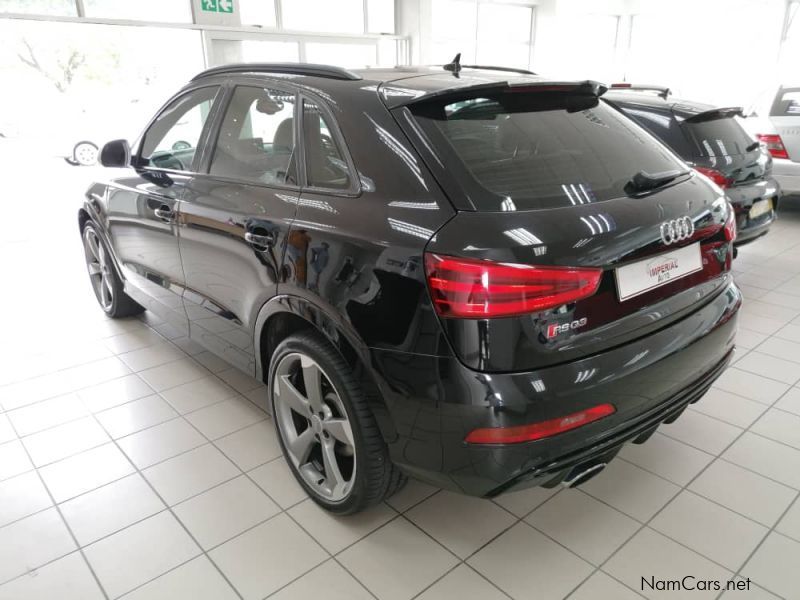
465 404 616 444
694 167 733 189
724 204 737 242
424 253 602 318
757 134 789 159
610 82 632 88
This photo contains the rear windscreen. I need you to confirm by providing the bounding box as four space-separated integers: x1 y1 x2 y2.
680 116 755 158
771 88 800 116
411 92 684 211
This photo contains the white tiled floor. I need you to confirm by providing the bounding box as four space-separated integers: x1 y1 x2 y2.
0 154 798 599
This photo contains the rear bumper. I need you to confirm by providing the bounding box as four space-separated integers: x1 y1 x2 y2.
372 278 740 497
725 178 780 244
772 159 800 194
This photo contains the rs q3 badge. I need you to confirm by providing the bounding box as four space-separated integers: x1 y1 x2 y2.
547 317 588 338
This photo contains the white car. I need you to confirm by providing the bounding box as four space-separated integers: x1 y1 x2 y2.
744 85 800 195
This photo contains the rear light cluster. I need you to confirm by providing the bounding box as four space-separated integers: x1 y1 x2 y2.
424 254 602 318
724 204 737 242
694 166 733 189
757 134 789 159
465 403 616 444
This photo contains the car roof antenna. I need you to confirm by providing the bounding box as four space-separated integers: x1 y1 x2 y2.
443 53 462 77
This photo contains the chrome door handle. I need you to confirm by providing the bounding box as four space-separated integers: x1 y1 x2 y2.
244 232 275 248
154 207 175 221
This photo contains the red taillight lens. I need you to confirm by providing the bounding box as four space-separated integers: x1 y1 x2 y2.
465 404 616 444
724 204 737 242
424 253 602 318
694 167 732 189
757 134 789 159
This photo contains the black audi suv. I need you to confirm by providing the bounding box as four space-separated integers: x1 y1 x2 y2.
605 84 780 244
79 63 740 514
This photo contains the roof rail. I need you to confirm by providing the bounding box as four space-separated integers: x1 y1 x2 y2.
191 63 362 81
609 83 670 99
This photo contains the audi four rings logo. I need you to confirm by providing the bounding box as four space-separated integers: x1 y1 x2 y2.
660 216 694 245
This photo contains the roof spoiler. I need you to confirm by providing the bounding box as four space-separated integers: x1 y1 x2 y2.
609 83 670 99
683 106 744 123
384 79 607 109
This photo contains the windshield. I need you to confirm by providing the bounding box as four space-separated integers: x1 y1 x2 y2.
411 92 685 211
681 116 755 158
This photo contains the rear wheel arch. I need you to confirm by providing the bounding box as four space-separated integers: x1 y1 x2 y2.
255 296 398 443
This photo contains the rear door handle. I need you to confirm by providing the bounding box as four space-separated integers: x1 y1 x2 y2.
154 206 175 221
244 231 275 248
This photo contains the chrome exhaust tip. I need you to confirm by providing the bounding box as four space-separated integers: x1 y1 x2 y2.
562 462 607 488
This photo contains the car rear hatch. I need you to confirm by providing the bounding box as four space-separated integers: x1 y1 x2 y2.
390 80 736 372
769 86 800 162
675 105 772 185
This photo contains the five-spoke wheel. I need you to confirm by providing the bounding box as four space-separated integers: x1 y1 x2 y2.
83 226 114 311
273 352 356 502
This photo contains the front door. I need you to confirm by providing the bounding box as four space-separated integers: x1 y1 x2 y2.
179 82 300 374
106 85 221 334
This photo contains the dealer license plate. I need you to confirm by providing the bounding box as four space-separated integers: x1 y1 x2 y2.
615 242 703 301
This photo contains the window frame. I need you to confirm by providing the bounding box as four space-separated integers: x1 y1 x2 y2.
133 83 224 176
297 92 361 196
199 79 302 190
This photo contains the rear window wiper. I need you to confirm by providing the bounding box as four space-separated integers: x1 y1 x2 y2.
624 169 690 195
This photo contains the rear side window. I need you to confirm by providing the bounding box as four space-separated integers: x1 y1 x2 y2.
302 99 352 190
680 116 754 158
210 86 297 186
412 92 684 211
617 106 694 159
771 88 800 116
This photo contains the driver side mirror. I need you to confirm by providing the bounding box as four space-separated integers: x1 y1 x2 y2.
100 139 131 168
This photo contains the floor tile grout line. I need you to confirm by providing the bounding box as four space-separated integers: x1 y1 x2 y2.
713 490 800 600
81 409 247 600
0 414 112 600
560 406 765 597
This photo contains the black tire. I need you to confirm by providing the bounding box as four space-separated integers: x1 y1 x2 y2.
269 330 405 514
81 222 144 318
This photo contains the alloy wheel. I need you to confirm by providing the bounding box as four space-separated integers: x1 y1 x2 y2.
273 352 356 502
83 227 114 311
74 142 98 166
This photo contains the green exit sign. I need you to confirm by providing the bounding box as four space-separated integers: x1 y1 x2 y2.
201 0 233 13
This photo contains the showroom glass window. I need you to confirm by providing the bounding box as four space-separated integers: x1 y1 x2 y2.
210 86 298 187
138 86 219 171
302 99 352 191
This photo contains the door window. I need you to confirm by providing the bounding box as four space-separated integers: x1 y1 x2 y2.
302 99 352 190
138 86 219 171
210 86 297 186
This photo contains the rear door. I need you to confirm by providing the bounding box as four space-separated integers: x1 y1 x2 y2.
770 87 800 161
106 85 221 334
178 80 300 375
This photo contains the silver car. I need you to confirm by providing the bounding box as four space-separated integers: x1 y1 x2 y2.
745 85 800 195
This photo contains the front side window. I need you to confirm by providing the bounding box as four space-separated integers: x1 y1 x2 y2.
302 100 352 190
210 86 297 186
139 86 219 171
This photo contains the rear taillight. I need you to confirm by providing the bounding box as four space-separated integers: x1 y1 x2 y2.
424 253 602 318
694 167 733 189
465 404 616 444
724 204 737 242
757 134 789 159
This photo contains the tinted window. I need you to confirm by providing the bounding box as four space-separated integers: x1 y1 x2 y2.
771 88 800 116
210 86 297 186
617 106 694 159
302 99 352 190
412 93 684 211
139 86 218 171
681 116 754 157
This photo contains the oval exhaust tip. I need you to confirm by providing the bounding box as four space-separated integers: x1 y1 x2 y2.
562 462 607 488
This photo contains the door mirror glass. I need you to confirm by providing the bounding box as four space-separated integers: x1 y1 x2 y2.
100 139 131 168
137 86 219 171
